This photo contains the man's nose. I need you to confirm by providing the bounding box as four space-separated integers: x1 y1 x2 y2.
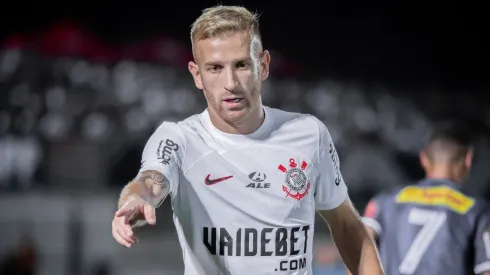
223 68 238 91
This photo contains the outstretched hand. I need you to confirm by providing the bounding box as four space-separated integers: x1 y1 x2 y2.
112 196 156 247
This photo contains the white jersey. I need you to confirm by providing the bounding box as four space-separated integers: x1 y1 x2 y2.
137 106 348 275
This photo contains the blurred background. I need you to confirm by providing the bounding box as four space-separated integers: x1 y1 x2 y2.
0 0 489 274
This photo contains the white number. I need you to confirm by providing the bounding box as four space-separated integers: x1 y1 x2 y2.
484 231 490 259
398 208 447 274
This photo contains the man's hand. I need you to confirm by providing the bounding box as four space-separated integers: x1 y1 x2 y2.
112 170 170 247
112 195 156 247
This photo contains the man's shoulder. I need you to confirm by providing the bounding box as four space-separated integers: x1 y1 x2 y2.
380 181 437 202
267 106 318 124
471 196 490 217
145 114 204 152
267 107 324 137
152 113 204 135
369 184 408 206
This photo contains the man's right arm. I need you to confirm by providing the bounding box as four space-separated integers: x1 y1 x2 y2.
118 169 170 209
117 121 185 216
112 122 185 247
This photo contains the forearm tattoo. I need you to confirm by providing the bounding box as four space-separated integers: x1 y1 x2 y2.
119 170 170 209
137 170 170 208
138 170 167 186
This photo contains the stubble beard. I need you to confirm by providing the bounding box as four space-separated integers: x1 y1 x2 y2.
206 87 261 126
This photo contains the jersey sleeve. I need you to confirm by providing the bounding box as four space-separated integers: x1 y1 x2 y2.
137 122 186 195
311 117 348 210
474 208 490 274
361 195 384 235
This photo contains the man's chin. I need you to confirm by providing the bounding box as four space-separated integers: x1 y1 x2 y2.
220 108 249 124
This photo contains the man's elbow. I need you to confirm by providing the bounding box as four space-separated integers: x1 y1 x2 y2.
344 218 372 243
321 202 371 242
365 226 377 240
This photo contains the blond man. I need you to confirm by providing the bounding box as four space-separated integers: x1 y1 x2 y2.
112 5 384 275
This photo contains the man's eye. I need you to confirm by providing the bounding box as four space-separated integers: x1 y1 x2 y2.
236 62 248 69
209 66 221 72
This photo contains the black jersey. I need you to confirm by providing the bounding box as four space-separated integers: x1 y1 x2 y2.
363 179 490 275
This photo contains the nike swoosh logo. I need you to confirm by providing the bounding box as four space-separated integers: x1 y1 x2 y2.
205 174 233 186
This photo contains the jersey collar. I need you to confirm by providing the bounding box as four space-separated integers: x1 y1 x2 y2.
199 106 272 146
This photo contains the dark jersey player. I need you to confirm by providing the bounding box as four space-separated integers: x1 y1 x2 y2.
362 123 490 275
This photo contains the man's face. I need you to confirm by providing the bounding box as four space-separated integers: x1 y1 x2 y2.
189 31 270 125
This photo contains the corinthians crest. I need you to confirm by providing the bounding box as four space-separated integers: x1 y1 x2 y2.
278 158 311 201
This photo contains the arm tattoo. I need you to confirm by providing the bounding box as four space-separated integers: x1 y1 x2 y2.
136 170 170 208
119 170 170 209
137 170 167 186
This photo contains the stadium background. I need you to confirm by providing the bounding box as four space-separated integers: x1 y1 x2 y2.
0 0 489 274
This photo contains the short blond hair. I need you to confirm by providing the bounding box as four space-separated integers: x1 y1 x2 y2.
190 5 262 56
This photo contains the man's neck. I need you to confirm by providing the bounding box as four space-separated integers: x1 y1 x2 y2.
426 168 465 184
208 105 265 135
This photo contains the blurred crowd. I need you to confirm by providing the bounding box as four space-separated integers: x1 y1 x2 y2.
1 21 490 197
1 20 490 275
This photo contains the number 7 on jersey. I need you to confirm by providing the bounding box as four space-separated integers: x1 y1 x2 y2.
398 208 447 275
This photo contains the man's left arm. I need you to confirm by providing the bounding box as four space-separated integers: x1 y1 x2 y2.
318 199 383 275
311 117 384 275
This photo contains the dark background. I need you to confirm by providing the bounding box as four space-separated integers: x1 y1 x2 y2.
0 1 489 275
1 0 488 85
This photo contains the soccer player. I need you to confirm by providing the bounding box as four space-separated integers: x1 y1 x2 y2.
111 5 384 275
361 123 490 275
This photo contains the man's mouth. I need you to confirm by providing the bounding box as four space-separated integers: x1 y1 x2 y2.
223 98 243 103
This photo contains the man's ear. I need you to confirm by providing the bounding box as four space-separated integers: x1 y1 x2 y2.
259 50 270 81
420 150 431 172
465 148 473 169
188 61 203 89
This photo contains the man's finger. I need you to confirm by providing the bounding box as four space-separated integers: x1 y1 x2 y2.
115 234 131 248
114 218 135 241
115 207 129 218
144 204 156 225
115 218 136 241
112 226 132 248
120 221 135 237
116 226 136 245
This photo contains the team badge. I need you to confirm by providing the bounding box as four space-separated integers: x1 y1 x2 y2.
278 158 311 201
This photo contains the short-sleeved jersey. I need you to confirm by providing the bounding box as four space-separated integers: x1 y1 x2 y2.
137 106 348 275
362 179 490 275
